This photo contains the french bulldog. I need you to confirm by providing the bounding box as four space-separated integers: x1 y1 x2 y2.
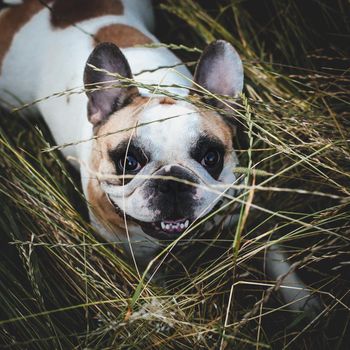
0 0 319 312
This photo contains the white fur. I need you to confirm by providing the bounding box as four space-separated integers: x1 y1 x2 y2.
89 211 159 262
0 0 191 163
266 245 320 314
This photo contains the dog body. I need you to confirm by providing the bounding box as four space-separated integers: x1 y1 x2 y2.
0 0 243 262
0 0 190 160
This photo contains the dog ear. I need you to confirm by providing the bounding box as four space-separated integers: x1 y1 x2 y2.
84 42 138 126
193 40 243 101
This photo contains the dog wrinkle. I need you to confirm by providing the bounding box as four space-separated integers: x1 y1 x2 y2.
51 0 123 29
0 0 50 74
94 24 153 48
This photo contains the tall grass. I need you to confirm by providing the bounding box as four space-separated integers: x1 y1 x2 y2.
1 0 349 349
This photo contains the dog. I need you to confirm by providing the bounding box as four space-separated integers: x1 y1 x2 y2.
0 0 319 313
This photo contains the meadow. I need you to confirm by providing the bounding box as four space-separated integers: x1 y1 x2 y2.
0 0 349 349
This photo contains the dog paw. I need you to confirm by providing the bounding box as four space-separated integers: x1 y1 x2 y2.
265 244 322 318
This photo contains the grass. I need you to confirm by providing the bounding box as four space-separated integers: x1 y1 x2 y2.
1 0 350 349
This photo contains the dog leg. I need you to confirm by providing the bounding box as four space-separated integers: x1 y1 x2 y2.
266 244 321 316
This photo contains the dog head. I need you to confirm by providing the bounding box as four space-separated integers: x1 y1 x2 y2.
84 40 243 241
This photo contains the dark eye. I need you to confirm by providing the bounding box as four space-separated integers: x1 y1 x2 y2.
118 154 142 174
191 136 225 180
201 150 221 168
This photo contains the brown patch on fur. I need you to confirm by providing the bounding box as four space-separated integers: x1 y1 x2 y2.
87 96 152 236
200 110 234 152
87 179 124 230
87 140 126 234
96 95 151 138
51 0 123 29
0 0 50 74
159 97 176 105
94 24 153 48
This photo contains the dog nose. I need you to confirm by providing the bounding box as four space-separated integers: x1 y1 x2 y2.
157 165 196 194
158 178 191 193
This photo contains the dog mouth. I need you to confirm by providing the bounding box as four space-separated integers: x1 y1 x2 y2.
136 217 193 240
107 194 228 241
107 195 193 239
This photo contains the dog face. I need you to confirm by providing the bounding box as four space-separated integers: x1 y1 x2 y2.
84 41 243 241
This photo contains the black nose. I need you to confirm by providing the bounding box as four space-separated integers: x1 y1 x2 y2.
157 166 197 194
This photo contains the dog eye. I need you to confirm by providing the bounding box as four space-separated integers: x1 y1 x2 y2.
201 150 221 168
118 154 142 174
199 149 224 179
190 135 225 180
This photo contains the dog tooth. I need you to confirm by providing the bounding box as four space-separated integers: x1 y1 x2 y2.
180 223 184 229
165 224 170 230
161 222 165 230
184 220 189 228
